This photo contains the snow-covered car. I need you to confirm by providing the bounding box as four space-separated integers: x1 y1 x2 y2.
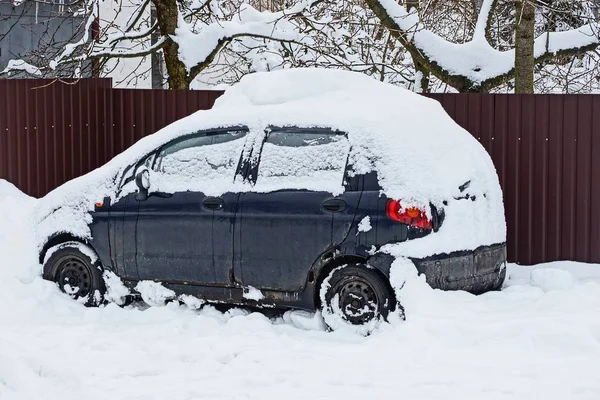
36 68 506 332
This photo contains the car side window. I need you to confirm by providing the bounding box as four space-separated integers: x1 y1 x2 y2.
254 131 350 192
151 130 247 194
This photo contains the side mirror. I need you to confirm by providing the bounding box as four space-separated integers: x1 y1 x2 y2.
135 168 150 201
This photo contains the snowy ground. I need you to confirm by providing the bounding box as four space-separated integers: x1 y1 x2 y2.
1 179 600 400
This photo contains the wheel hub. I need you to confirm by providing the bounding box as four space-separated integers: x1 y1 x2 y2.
337 279 378 325
57 258 91 299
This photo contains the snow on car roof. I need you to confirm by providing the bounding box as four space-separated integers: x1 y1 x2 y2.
34 68 504 255
210 68 498 205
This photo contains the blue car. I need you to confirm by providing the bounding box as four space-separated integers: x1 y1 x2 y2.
37 69 506 331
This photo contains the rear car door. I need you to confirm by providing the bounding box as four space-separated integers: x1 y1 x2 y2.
134 129 247 286
234 128 357 292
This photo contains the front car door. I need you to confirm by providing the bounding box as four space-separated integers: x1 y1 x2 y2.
109 156 158 281
134 128 248 286
234 128 355 292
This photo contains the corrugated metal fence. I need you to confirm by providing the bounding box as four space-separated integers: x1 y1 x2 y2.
0 79 112 197
111 89 224 155
428 94 600 265
1 79 599 265
0 79 222 197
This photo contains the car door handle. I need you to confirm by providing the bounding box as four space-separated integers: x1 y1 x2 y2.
322 198 347 213
203 197 224 211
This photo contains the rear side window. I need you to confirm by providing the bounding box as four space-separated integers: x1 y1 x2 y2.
254 131 350 192
152 130 247 193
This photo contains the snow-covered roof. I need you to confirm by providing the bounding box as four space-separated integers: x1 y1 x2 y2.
211 68 499 205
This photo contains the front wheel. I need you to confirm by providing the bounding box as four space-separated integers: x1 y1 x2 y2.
42 242 105 306
320 263 396 335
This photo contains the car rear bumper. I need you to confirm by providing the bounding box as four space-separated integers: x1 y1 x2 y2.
412 243 507 294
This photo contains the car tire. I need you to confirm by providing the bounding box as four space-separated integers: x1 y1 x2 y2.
42 242 105 306
320 263 396 335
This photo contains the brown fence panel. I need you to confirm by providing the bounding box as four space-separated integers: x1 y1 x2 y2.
111 89 223 154
0 79 113 198
427 93 600 265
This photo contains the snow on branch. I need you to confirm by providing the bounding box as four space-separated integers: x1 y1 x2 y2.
173 0 318 76
48 0 98 70
0 60 43 76
368 0 600 91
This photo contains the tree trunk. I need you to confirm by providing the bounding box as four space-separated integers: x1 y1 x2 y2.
473 0 483 28
406 0 419 12
414 60 430 93
153 0 190 89
151 4 166 89
514 0 535 93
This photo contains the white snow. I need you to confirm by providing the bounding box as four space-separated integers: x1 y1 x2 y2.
103 271 131 306
357 216 372 233
43 241 99 266
243 285 265 301
252 133 350 195
530 268 577 292
0 180 38 281
135 281 177 306
282 310 326 331
152 130 249 196
0 59 42 76
1 181 600 399
179 294 205 310
506 260 600 286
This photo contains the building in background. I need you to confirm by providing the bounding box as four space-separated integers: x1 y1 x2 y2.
0 0 155 87
0 0 89 77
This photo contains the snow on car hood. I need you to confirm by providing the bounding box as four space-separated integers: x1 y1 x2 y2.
34 68 505 259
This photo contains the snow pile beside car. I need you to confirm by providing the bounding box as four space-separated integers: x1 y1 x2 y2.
33 68 504 261
0 180 38 281
1 253 600 400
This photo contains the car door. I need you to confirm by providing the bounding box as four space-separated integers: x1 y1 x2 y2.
108 192 139 280
234 128 356 292
109 155 158 281
134 129 248 286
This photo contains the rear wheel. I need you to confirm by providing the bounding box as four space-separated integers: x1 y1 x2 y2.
320 263 396 335
42 242 105 306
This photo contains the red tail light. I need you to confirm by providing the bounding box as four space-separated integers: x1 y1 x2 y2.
385 199 433 230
